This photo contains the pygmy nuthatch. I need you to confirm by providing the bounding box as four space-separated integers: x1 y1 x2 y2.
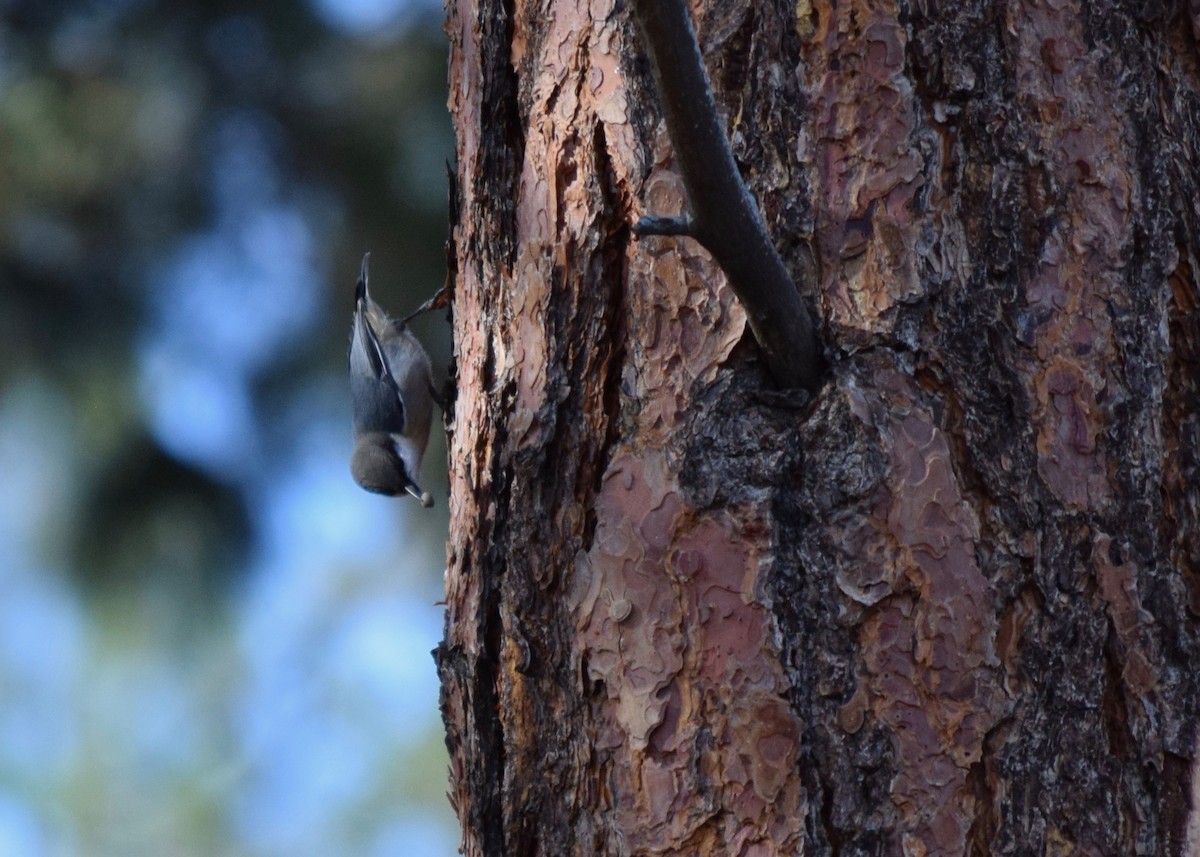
348 253 436 507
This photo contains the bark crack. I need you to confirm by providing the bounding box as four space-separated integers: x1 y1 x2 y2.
580 120 630 556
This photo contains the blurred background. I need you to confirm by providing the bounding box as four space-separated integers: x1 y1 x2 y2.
0 0 458 854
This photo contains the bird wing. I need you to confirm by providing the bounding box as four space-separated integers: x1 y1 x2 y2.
368 317 406 410
349 301 406 434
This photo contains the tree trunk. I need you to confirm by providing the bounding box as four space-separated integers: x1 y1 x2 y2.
436 0 1200 854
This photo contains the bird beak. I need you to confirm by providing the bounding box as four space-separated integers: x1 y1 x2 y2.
405 483 434 507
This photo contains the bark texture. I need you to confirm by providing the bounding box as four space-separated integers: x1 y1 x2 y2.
437 0 1200 854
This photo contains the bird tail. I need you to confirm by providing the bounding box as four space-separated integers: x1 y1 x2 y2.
355 252 371 305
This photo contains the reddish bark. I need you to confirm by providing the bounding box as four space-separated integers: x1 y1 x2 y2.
438 1 1200 854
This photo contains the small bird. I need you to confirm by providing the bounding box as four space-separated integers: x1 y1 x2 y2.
348 253 435 506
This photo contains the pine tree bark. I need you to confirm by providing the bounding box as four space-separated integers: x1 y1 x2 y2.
436 0 1200 854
